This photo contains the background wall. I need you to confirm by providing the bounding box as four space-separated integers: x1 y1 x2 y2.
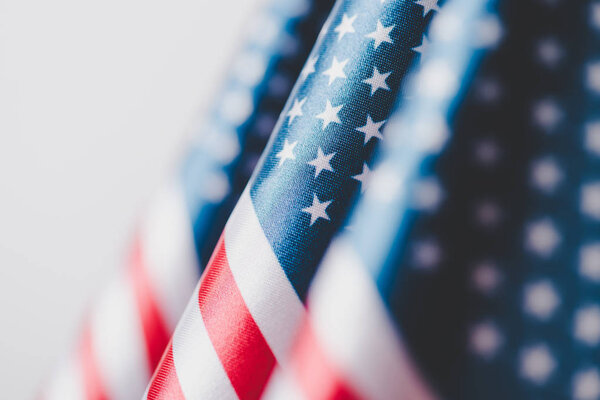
0 0 262 397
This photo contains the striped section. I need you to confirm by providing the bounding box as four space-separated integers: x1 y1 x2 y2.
41 185 199 400
271 240 437 400
145 344 185 400
43 355 86 400
199 235 276 398
224 189 305 363
130 239 171 373
144 189 305 398
90 276 149 399
139 185 199 329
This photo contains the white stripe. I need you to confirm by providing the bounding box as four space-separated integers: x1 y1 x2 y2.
171 283 237 400
309 240 438 400
42 355 85 400
91 276 149 399
141 184 199 329
261 366 306 400
224 189 305 362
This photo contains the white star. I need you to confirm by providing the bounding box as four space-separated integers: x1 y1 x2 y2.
302 194 332 226
366 163 403 203
362 67 391 96
573 369 600 400
592 3 600 29
574 305 600 346
352 163 370 193
469 321 503 360
474 138 501 165
475 201 502 228
525 218 561 258
365 20 394 49
287 97 306 126
334 14 357 41
588 61 600 94
316 100 343 130
412 239 441 271
580 243 600 282
537 38 563 68
530 157 563 193
523 280 560 321
275 139 298 167
471 261 502 295
300 55 318 81
356 115 385 144
307 147 335 178
586 121 600 156
412 178 443 211
413 36 429 56
475 77 502 103
533 99 563 130
416 60 458 99
582 182 600 220
416 0 440 16
322 56 349 85
520 344 556 385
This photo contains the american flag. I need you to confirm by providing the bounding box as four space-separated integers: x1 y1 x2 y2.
42 0 600 398
143 0 434 398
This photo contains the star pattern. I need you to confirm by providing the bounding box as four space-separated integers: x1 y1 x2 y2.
356 115 385 144
316 99 343 129
322 56 349 85
365 20 394 49
354 0 600 398
362 66 392 95
334 14 357 41
416 0 440 16
302 194 333 225
352 163 370 193
286 97 306 126
307 147 335 178
276 139 297 167
248 0 434 304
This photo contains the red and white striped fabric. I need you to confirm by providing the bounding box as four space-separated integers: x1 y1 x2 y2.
261 241 437 400
42 185 199 400
144 189 305 400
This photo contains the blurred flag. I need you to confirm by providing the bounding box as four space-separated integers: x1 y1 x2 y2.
143 0 435 398
41 1 334 399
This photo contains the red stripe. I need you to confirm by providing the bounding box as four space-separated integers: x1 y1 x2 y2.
198 234 276 400
130 235 172 373
145 343 186 400
80 326 109 400
291 317 362 400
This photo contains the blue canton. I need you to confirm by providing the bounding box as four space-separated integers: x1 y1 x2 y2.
249 0 437 299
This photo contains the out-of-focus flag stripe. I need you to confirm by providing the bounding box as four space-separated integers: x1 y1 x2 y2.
41 2 333 398
90 277 148 399
292 242 436 400
137 186 199 330
130 239 171 372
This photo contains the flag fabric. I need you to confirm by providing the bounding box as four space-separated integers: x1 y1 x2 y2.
41 1 333 399
261 0 496 398
143 0 436 398
263 0 600 399
42 0 600 399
